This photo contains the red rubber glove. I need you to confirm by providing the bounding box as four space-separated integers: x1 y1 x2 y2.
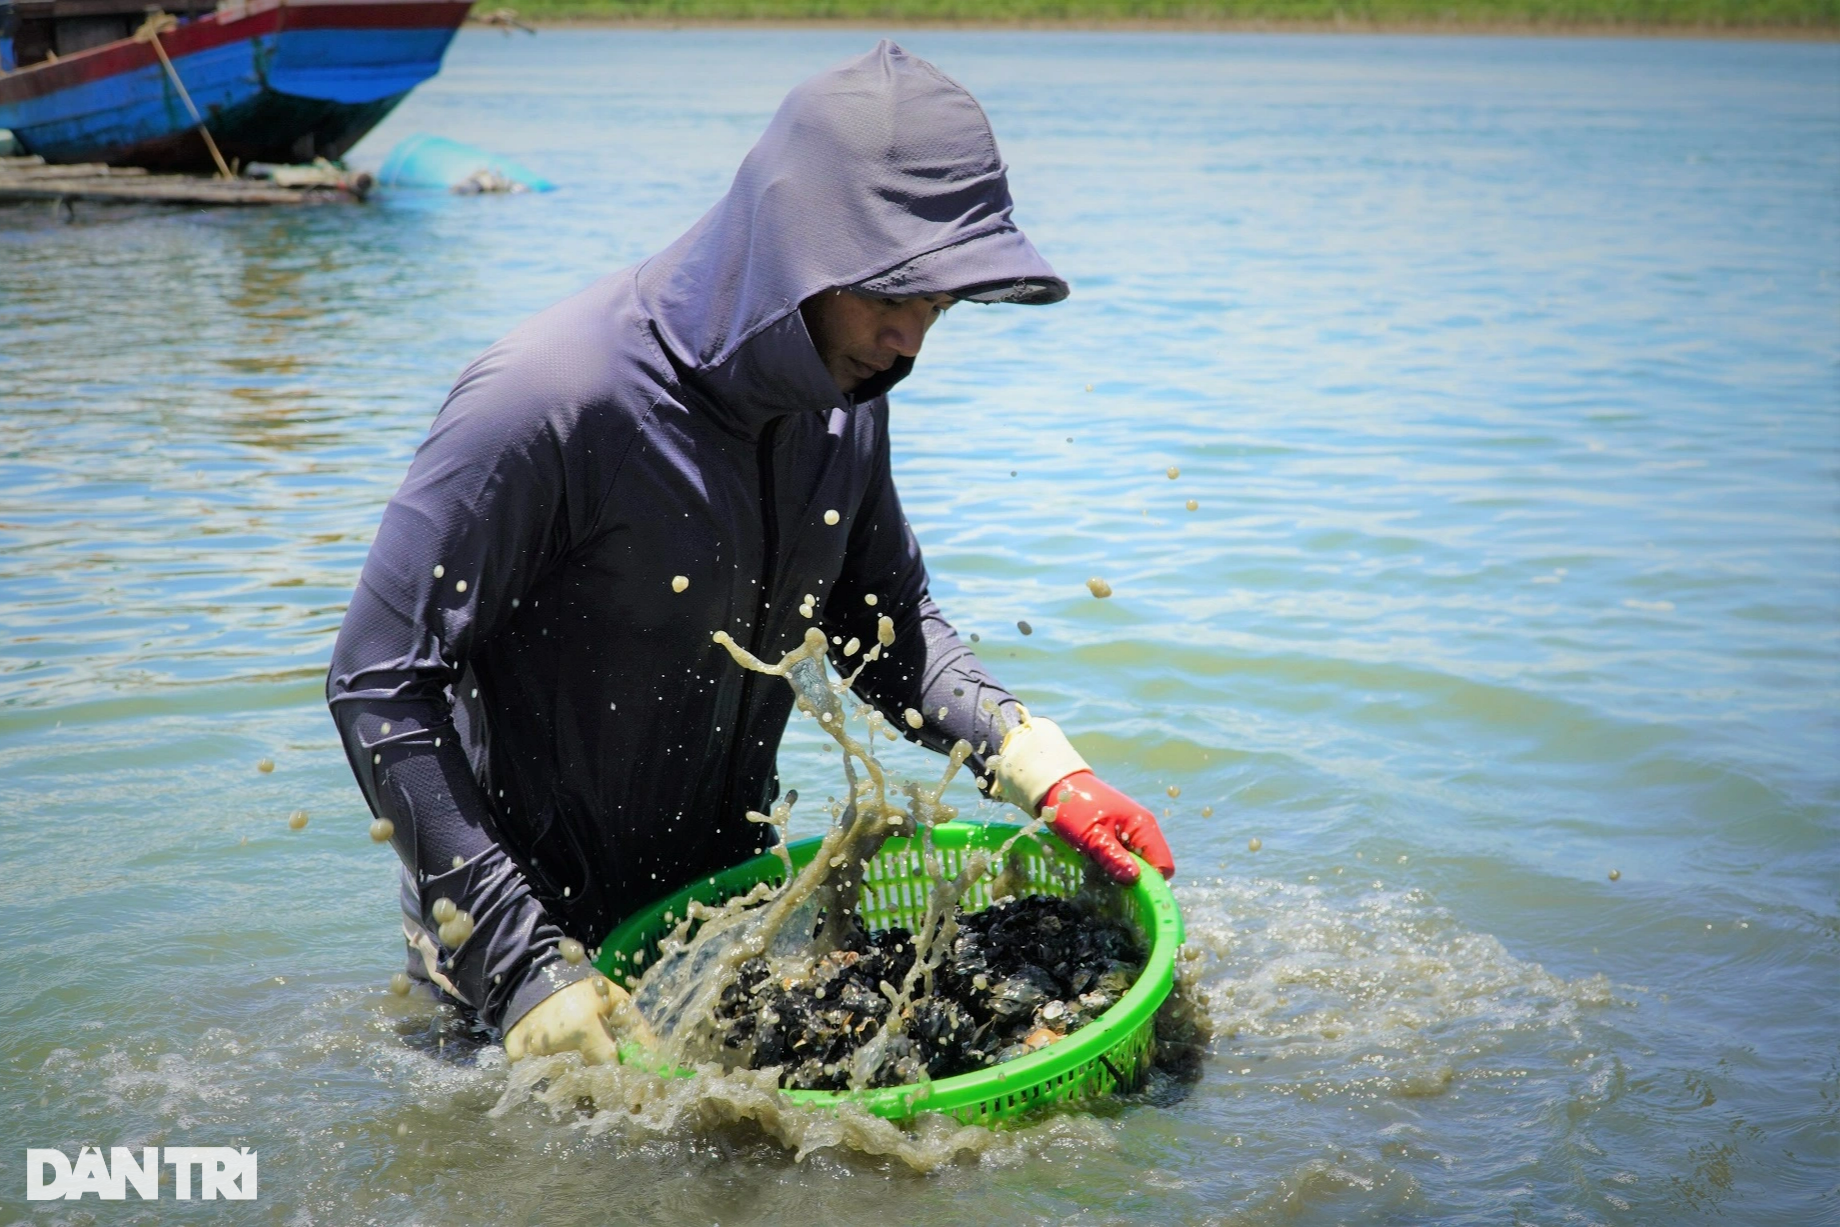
1043 770 1176 885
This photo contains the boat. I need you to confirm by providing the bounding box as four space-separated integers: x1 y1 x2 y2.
0 0 474 172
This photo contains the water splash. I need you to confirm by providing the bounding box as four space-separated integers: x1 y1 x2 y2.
1173 876 1616 1099
491 1051 1119 1172
626 625 1051 1094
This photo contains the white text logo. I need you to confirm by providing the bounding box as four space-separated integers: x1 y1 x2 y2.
25 1146 257 1200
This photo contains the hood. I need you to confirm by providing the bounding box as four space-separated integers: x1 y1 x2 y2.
637 40 1066 428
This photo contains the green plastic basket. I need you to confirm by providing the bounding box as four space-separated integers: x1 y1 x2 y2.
594 820 1185 1126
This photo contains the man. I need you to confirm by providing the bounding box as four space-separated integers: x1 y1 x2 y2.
327 41 1175 1065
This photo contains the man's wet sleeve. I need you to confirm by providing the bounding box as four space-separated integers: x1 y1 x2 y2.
330 691 592 1031
825 403 1022 797
325 362 605 1032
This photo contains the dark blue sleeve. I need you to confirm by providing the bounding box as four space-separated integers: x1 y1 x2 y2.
326 350 613 1032
824 401 1021 790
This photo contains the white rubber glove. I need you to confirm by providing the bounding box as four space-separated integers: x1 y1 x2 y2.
503 975 654 1065
993 715 1090 811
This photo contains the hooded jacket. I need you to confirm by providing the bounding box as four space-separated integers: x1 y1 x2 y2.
326 42 1067 1031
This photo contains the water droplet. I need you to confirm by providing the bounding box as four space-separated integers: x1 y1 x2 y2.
431 897 458 924
380 722 392 735
1166 466 1180 480
904 708 924 729
863 593 878 606
843 637 861 657
1083 384 1092 393
877 615 895 646
671 575 689 593
389 972 411 995
1017 620 1033 636
937 706 949 719
373 753 381 765
1201 805 1213 817
455 580 467 593
969 632 979 643
1247 837 1262 852
1608 868 1621 881
288 809 308 830
369 818 394 842
1167 784 1181 798
433 565 445 578
256 758 274 774
1086 577 1112 599
451 854 464 870
823 509 840 526
559 937 585 964
1186 499 1198 512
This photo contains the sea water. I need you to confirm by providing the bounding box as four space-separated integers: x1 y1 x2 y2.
0 28 1835 1225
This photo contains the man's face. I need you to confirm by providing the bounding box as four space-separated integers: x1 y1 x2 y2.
800 290 956 394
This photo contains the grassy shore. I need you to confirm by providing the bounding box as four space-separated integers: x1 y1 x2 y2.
503 0 1837 32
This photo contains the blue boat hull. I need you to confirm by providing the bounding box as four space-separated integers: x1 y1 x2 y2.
0 1 473 170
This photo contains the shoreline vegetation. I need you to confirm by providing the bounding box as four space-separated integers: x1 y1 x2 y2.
504 1 1839 36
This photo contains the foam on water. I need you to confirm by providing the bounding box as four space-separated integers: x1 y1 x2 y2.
1174 877 1615 1100
494 1055 1023 1171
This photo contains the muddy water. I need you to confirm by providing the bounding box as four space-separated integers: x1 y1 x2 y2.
1 28 1836 1226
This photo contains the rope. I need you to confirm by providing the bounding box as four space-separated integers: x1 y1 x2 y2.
133 13 233 181
469 7 536 34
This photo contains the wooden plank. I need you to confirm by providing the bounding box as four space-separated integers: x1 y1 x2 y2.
0 166 367 206
0 177 356 205
0 161 150 178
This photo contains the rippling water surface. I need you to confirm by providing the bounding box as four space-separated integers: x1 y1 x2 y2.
2 29 1836 1225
